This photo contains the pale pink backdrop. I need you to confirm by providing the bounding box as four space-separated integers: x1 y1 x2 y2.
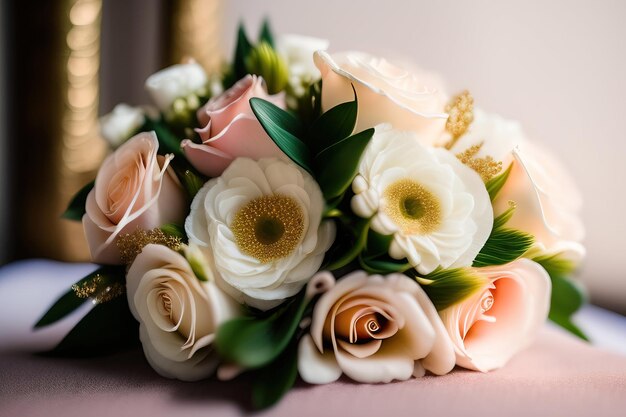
221 0 626 311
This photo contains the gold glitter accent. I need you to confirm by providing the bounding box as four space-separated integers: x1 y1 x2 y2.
383 179 442 235
117 228 183 265
456 143 503 182
231 195 305 263
71 275 125 304
445 90 474 149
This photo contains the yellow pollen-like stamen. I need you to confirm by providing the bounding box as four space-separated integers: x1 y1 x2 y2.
383 179 442 235
456 142 503 182
117 228 182 265
231 195 305 264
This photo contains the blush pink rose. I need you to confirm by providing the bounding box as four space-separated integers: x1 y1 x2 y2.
181 75 287 177
83 132 187 264
439 259 551 372
298 271 455 384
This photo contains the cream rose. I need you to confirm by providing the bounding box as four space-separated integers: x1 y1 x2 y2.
82 132 186 264
182 75 287 178
126 244 240 381
298 271 455 384
448 109 585 261
145 61 208 112
314 51 448 141
439 259 551 372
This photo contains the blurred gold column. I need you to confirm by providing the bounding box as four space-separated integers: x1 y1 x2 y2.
168 0 223 73
60 0 107 260
13 0 105 262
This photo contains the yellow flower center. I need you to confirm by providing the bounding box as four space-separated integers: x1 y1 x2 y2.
231 195 305 263
383 179 442 235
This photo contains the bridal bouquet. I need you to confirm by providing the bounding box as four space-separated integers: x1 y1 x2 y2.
38 21 586 408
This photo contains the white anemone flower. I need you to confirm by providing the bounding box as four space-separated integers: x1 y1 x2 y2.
352 124 493 275
186 157 335 310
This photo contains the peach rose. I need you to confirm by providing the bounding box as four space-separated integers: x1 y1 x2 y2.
181 75 287 177
449 109 585 261
314 51 448 142
298 271 455 384
439 259 551 372
83 132 186 264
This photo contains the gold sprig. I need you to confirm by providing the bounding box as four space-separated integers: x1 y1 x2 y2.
456 143 503 182
71 275 125 304
117 228 183 265
445 90 474 149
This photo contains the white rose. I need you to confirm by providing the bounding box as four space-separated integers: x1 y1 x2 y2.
449 109 585 261
314 51 448 141
99 104 146 148
145 61 208 112
185 157 335 310
352 124 493 274
298 271 455 384
126 244 240 381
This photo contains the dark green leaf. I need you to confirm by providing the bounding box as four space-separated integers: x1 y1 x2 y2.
486 163 512 201
42 296 139 357
215 290 307 369
548 275 589 340
409 267 485 311
251 341 298 409
234 22 253 80
323 217 370 271
364 230 394 259
360 256 411 275
314 128 375 200
160 223 186 240
249 97 311 173
142 118 183 157
34 265 124 328
61 180 94 221
309 86 357 153
258 18 275 47
472 228 534 267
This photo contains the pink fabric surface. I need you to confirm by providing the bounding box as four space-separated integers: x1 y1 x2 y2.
0 326 625 417
1 260 626 416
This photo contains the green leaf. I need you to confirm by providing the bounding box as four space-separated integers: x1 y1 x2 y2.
215 290 307 369
61 180 94 221
251 341 298 409
364 230 394 258
258 18 275 47
142 118 183 157
34 265 125 328
314 128 375 200
548 275 589 340
533 253 588 340
178 167 206 199
473 204 534 267
42 296 139 357
160 223 186 240
323 217 370 271
233 22 253 80
486 163 512 201
410 267 486 311
249 97 311 173
472 228 534 267
360 256 411 275
309 86 357 153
